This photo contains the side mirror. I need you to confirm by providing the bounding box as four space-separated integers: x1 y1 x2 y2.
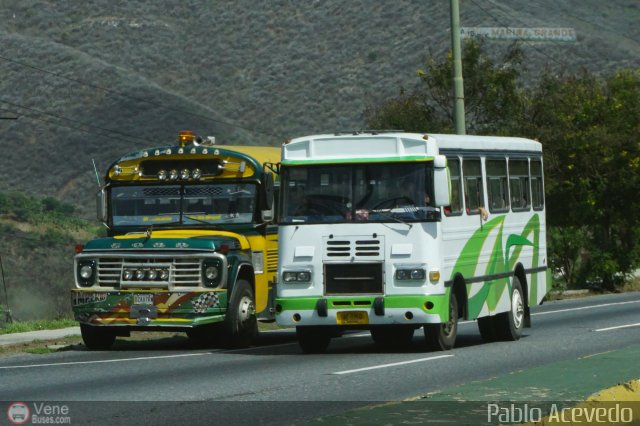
433 155 451 207
261 209 274 222
96 188 107 223
259 172 275 223
260 172 274 210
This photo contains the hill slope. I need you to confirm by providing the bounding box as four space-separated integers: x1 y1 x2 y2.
0 0 638 215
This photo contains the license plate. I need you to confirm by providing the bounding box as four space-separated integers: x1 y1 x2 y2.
336 311 368 325
134 294 154 305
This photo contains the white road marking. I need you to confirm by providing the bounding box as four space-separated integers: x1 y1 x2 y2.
332 354 453 375
594 322 640 332
0 352 211 370
532 299 640 316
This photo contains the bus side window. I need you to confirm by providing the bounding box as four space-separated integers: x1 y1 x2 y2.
486 158 509 213
445 157 463 216
463 158 483 215
531 159 544 210
509 158 530 211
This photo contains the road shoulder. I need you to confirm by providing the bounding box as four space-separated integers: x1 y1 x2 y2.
307 344 640 425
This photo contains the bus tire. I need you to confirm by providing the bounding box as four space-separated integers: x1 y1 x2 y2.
80 324 116 350
370 325 415 349
494 276 525 341
221 279 258 348
424 293 458 351
296 326 331 354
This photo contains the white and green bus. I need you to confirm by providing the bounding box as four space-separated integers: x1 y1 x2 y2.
275 132 550 353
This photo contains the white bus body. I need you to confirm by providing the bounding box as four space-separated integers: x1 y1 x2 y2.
275 132 549 353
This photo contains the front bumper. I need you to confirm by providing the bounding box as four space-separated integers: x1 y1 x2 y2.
71 289 228 328
275 293 450 327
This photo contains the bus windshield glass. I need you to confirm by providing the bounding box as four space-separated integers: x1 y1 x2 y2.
110 183 257 227
280 162 437 224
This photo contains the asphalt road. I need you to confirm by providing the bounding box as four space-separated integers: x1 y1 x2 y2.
1 292 639 425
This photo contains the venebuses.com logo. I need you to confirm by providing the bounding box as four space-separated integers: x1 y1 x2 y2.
6 402 71 424
7 402 30 424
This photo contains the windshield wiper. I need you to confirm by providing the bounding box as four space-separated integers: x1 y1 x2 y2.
370 209 413 229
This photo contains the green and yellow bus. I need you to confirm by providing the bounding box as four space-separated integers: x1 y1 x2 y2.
72 131 279 349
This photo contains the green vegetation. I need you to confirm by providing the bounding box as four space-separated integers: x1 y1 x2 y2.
0 319 77 335
367 39 640 291
0 191 99 321
23 347 58 354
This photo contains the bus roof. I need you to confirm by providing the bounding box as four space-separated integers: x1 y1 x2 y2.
216 145 281 165
282 133 541 164
427 133 542 153
113 144 281 166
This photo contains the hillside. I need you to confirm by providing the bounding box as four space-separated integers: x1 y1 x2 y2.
0 192 100 320
0 0 638 215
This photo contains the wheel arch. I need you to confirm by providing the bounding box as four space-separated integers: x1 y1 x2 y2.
234 263 256 295
450 273 468 320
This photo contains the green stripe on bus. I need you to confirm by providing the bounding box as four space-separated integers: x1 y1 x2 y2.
281 156 434 165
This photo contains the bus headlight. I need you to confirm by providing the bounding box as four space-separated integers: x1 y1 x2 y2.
282 270 311 283
180 169 190 180
192 168 202 180
169 169 179 181
395 268 426 281
159 269 170 281
77 260 96 287
205 266 218 280
157 170 167 181
202 260 223 288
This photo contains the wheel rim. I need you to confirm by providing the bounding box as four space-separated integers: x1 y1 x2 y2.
237 295 255 326
512 288 524 329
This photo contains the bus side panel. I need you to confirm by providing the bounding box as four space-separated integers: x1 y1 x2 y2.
442 212 548 319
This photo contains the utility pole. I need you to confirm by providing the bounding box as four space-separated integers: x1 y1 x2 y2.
450 0 466 135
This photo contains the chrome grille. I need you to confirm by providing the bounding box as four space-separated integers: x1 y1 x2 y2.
96 257 202 288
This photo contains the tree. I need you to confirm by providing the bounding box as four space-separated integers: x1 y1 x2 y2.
521 69 640 290
366 39 525 134
364 41 640 290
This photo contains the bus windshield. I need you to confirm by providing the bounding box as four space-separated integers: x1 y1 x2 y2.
280 162 438 224
110 183 257 227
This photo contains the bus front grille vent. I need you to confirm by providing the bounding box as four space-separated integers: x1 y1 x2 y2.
324 263 383 295
324 239 382 258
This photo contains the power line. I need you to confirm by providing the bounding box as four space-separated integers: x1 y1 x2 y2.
0 99 155 145
0 106 145 148
0 54 283 141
